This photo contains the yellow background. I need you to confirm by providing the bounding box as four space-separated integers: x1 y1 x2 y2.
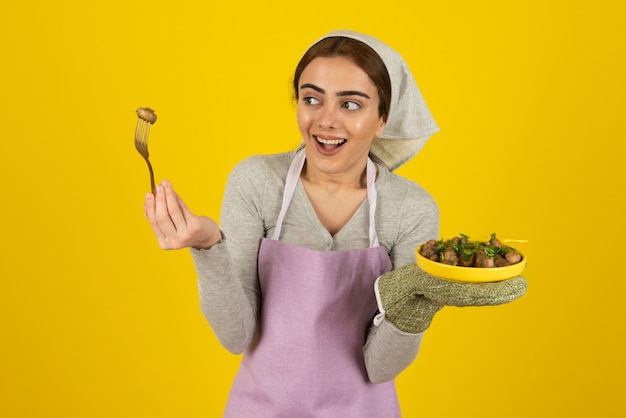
1 1 624 417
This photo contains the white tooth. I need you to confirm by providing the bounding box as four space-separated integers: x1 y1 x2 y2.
317 137 345 145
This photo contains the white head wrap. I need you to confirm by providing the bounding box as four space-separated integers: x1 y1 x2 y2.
313 30 439 171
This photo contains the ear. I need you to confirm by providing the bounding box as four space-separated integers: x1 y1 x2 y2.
375 118 386 138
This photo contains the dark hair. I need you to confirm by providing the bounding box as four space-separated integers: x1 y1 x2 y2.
293 36 392 122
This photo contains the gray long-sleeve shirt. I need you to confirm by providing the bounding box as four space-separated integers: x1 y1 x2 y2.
191 149 439 383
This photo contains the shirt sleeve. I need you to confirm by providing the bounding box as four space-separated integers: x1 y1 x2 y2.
191 155 270 354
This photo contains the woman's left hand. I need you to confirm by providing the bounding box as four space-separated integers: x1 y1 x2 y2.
376 264 527 334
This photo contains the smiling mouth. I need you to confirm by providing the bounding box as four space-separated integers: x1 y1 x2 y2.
315 135 346 149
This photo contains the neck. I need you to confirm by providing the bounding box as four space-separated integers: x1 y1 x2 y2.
301 160 370 191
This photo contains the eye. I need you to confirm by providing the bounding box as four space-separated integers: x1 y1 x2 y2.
342 101 361 111
303 97 320 106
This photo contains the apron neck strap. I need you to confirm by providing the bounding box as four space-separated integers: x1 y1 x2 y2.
272 149 380 248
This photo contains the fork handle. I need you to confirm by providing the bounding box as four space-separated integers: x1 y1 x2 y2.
146 159 155 194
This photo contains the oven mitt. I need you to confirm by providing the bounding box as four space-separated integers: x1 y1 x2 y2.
376 263 527 334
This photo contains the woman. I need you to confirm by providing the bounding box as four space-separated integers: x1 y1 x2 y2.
144 30 525 417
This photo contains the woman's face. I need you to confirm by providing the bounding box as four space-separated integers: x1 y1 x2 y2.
297 56 386 178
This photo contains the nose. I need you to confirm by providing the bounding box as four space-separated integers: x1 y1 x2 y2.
318 103 340 129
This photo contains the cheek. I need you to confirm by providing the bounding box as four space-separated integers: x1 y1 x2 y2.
296 108 313 132
353 117 385 139
296 112 305 133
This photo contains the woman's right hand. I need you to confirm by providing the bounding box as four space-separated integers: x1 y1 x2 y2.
143 179 222 250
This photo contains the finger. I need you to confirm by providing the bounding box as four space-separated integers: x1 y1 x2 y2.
144 192 167 243
143 193 151 219
174 191 192 223
154 183 178 238
162 180 188 229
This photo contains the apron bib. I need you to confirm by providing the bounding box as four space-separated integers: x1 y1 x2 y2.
224 150 399 417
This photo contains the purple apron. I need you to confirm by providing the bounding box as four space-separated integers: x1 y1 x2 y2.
223 150 400 417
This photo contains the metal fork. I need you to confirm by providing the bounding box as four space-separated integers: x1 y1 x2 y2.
134 107 157 193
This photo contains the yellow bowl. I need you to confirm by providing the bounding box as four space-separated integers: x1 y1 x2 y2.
415 246 527 283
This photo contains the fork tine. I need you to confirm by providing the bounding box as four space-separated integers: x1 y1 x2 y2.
136 120 149 147
134 108 157 193
134 119 142 151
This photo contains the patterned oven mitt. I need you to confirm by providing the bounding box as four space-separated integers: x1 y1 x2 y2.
375 264 527 333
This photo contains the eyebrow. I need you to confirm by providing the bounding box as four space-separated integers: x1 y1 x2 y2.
300 83 371 99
